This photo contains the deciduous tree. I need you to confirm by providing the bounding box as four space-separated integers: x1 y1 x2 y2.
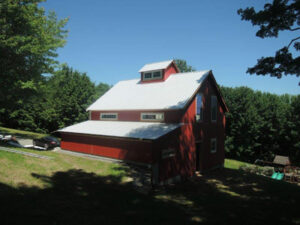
238 0 300 83
174 59 196 72
0 0 68 126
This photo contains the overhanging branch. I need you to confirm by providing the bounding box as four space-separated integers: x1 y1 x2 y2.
287 36 300 49
289 27 300 31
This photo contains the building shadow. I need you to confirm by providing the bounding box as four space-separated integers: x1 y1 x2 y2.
1 167 300 225
161 167 300 224
0 169 189 225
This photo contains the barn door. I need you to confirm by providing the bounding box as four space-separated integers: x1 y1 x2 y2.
196 142 202 171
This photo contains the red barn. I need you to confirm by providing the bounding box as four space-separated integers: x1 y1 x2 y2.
58 60 228 185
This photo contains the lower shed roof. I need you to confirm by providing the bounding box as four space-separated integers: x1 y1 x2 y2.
58 120 181 140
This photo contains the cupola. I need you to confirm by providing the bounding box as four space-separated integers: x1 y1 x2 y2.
139 60 180 83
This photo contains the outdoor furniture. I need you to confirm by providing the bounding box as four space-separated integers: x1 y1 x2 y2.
254 155 300 183
283 166 297 182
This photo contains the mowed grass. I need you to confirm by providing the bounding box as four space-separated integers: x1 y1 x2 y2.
0 127 300 224
0 126 46 139
224 158 254 169
0 147 126 188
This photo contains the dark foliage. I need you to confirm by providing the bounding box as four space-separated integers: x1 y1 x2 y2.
221 86 300 165
238 0 300 82
0 65 110 133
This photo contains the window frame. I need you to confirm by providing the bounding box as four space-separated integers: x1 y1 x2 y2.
100 113 118 121
211 95 217 122
140 112 164 122
161 148 176 159
196 93 204 122
142 70 163 81
210 138 217 153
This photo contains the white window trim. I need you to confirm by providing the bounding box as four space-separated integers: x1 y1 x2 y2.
162 148 176 159
196 93 204 122
211 95 217 122
141 112 164 122
210 138 217 153
100 113 118 120
143 70 162 81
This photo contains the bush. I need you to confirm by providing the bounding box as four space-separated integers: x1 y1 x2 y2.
239 165 274 177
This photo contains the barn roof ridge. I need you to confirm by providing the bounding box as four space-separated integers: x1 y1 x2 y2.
87 70 210 111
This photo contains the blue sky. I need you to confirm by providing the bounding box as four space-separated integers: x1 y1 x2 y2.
42 0 299 95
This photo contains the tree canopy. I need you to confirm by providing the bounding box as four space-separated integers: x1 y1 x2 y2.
0 0 68 125
174 59 196 72
221 86 300 164
238 0 300 83
4 65 110 133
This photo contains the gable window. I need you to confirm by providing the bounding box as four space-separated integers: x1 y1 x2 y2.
141 113 164 121
100 113 118 120
142 70 162 81
211 95 217 122
210 138 217 153
196 93 204 122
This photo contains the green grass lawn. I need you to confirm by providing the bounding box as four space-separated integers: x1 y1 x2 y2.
0 126 46 139
224 158 254 170
0 127 300 225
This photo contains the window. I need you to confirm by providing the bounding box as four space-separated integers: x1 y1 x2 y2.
196 93 204 121
211 95 217 122
210 138 217 153
144 73 152 79
141 113 164 121
153 71 161 78
162 148 176 159
142 70 162 81
100 113 118 120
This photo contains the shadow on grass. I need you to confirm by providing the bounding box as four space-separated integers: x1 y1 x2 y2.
163 168 300 225
0 169 188 225
0 168 300 225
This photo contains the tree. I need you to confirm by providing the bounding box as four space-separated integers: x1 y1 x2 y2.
174 59 196 72
221 86 299 163
288 95 300 163
6 65 111 133
45 66 101 131
0 0 68 127
93 83 111 101
238 0 300 83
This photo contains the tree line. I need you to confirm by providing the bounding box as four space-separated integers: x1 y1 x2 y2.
221 86 300 165
0 65 110 133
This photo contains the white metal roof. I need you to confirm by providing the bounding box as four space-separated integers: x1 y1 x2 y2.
58 120 181 140
87 70 210 111
138 60 173 72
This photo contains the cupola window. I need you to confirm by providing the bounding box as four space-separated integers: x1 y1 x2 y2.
142 70 162 81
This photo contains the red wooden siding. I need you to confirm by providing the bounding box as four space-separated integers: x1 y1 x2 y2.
91 110 183 123
61 133 154 164
157 76 225 181
163 62 179 81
